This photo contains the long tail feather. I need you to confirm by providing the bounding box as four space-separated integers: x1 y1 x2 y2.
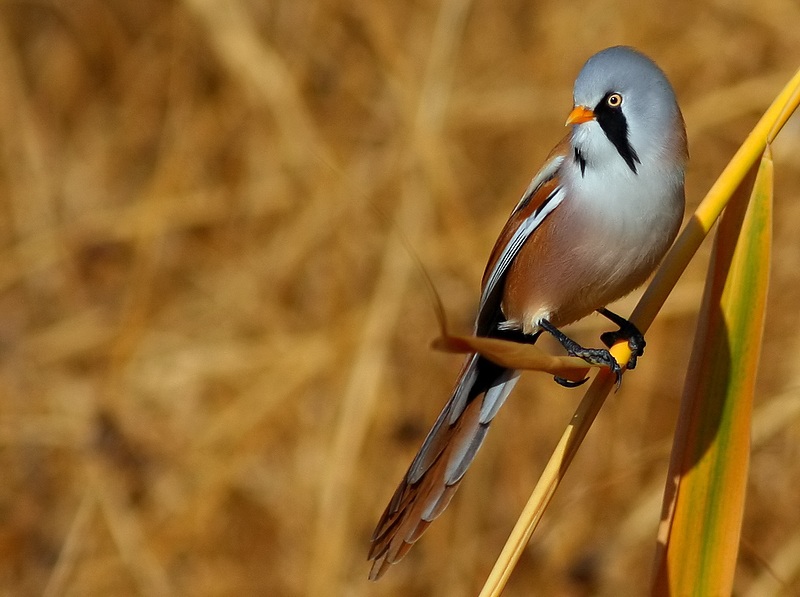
368 354 519 579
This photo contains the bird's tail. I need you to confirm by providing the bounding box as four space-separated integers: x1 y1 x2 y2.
368 354 519 580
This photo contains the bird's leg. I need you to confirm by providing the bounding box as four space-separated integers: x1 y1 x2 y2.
596 308 645 370
539 319 622 387
493 326 588 388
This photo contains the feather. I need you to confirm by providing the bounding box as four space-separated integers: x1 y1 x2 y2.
368 355 518 579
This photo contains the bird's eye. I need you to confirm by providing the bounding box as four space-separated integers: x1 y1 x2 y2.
606 93 623 108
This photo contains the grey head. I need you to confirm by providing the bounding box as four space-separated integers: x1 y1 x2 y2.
569 46 687 175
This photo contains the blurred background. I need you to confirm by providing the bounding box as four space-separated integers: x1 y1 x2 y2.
1 0 799 595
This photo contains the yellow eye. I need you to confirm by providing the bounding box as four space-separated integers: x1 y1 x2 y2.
607 93 623 108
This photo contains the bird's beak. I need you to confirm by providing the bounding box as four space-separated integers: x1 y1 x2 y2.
565 105 595 126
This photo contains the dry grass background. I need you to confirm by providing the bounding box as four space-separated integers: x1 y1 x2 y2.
1 0 800 595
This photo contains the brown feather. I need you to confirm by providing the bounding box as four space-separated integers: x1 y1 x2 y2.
368 387 485 580
481 134 572 291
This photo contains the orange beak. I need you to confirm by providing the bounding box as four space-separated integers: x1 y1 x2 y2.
565 105 595 126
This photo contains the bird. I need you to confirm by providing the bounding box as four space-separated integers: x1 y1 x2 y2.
368 46 687 580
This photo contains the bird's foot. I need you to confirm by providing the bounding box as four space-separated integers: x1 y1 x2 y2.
597 308 646 370
539 319 622 387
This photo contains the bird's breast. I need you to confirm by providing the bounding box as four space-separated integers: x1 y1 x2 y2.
501 162 683 332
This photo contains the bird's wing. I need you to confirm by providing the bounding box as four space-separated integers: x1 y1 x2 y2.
476 137 571 335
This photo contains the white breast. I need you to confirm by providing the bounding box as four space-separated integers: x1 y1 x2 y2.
545 150 684 323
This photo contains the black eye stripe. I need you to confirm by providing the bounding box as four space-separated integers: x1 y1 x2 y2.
594 92 640 174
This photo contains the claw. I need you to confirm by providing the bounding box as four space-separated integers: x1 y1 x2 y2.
592 348 622 389
611 363 622 390
598 309 646 371
554 375 590 388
